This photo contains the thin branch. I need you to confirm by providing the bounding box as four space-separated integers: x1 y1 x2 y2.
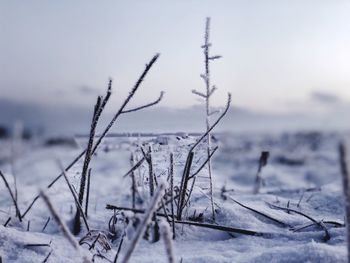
209 55 222 60
60 163 90 232
85 168 92 217
105 204 166 218
0 170 22 221
225 196 287 227
169 153 176 239
190 93 231 152
188 146 218 180
123 157 146 178
208 86 217 97
121 91 164 114
75 96 102 234
174 220 264 237
268 203 330 241
42 216 51 232
191 89 206 98
114 235 125 263
177 152 194 220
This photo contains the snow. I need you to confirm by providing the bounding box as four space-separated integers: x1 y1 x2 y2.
0 132 348 262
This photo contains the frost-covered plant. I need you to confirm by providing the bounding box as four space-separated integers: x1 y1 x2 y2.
192 17 223 220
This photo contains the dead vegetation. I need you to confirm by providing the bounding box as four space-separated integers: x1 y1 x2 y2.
0 18 348 263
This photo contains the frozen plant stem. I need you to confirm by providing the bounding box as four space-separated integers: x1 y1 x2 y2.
85 168 92 217
39 190 92 263
60 162 90 232
192 17 223 221
160 220 175 263
74 95 102 235
169 153 176 239
0 170 22 222
120 184 165 263
339 142 350 261
130 153 136 209
253 151 270 194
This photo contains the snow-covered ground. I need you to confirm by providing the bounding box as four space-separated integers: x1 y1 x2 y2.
0 132 347 262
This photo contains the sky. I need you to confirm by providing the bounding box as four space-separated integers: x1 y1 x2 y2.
1 0 350 114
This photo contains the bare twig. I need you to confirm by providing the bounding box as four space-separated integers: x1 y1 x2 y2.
105 205 167 218
113 234 125 263
123 157 146 178
121 91 164 114
85 168 92 217
225 195 287 227
130 154 136 209
177 152 194 220
60 163 90 232
42 249 53 263
42 216 51 232
74 96 102 234
174 220 263 237
190 93 231 152
253 151 269 194
188 146 219 180
4 217 11 227
169 153 176 239
268 203 330 241
0 170 22 221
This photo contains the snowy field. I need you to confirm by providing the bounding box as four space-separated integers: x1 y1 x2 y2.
0 132 347 263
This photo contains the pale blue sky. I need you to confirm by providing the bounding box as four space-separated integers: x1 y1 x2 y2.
1 0 350 113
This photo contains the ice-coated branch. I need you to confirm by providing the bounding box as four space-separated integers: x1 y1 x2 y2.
191 89 206 98
209 55 222 60
209 85 217 97
121 91 164 114
192 17 225 220
190 93 231 152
